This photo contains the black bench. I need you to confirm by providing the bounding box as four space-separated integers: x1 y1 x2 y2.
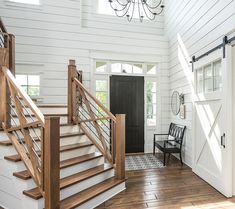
153 123 186 166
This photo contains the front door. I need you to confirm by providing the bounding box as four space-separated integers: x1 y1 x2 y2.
110 75 144 153
193 47 232 197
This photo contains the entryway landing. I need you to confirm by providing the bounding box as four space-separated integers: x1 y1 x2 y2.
96 154 235 209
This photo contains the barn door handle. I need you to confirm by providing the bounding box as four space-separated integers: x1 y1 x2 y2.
221 133 226 148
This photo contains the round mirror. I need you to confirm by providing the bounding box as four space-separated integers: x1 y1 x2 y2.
171 91 180 115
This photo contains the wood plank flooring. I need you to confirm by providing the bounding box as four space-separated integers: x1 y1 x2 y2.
96 154 235 209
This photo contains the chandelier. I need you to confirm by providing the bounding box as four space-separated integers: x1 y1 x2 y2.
109 0 164 22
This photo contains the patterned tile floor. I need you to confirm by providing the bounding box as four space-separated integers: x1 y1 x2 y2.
125 154 165 171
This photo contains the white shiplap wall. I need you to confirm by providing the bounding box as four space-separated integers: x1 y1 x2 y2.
0 0 170 152
164 0 235 167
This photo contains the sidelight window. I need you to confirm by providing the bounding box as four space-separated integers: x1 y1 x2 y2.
95 80 108 108
146 80 157 126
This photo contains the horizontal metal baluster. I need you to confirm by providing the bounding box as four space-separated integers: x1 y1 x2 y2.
78 106 111 144
80 104 111 136
16 96 35 122
29 132 41 152
13 131 29 153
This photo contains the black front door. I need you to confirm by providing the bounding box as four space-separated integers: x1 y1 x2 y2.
110 75 144 153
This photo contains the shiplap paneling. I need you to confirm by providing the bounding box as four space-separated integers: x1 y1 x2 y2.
165 0 235 167
0 0 170 153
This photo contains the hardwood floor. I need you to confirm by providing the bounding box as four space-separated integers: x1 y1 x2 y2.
96 154 235 209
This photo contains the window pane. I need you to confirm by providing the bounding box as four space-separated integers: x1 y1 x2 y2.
9 0 40 4
96 80 107 91
96 62 107 73
96 92 107 104
146 81 156 93
111 63 121 73
28 75 40 85
97 0 114 15
28 86 40 96
196 68 203 93
204 64 213 93
133 64 143 74
122 64 132 74
16 75 27 86
147 115 156 126
147 104 156 115
147 65 157 75
22 85 28 93
213 60 222 91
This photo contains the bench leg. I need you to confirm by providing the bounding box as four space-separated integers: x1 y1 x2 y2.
168 153 171 161
180 152 183 166
163 152 166 166
153 140 155 155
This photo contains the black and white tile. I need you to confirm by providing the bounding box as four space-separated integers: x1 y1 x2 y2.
125 154 165 171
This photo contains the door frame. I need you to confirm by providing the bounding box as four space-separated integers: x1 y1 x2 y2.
91 59 161 153
192 45 233 197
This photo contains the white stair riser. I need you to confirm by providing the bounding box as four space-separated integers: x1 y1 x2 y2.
60 146 95 161
11 116 68 125
27 125 81 135
60 157 104 179
38 107 67 115
22 196 43 209
11 106 67 115
75 182 126 209
0 189 24 209
60 169 115 200
0 160 26 177
60 135 89 146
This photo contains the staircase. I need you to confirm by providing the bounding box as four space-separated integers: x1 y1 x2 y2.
0 18 126 209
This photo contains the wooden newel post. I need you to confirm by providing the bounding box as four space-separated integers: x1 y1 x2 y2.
68 59 78 124
9 34 15 76
0 67 10 129
115 114 126 180
44 117 60 209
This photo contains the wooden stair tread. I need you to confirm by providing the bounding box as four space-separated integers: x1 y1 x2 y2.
60 152 103 169
60 141 93 152
13 170 31 180
0 131 85 147
60 177 125 209
5 142 93 162
0 140 13 146
23 164 113 200
14 152 103 180
60 132 84 138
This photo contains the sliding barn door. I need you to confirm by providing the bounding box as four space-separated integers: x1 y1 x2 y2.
193 47 233 197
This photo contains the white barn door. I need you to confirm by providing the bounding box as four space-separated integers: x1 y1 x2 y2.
193 47 233 197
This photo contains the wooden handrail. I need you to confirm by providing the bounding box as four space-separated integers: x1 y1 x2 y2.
1 66 60 209
67 60 126 180
1 67 45 124
73 78 116 122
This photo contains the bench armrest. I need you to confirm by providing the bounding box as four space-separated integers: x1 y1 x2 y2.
154 134 168 136
154 134 168 141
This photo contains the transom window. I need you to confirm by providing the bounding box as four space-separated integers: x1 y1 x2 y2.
8 0 40 5
96 0 155 20
16 74 40 97
95 60 157 76
196 59 222 94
